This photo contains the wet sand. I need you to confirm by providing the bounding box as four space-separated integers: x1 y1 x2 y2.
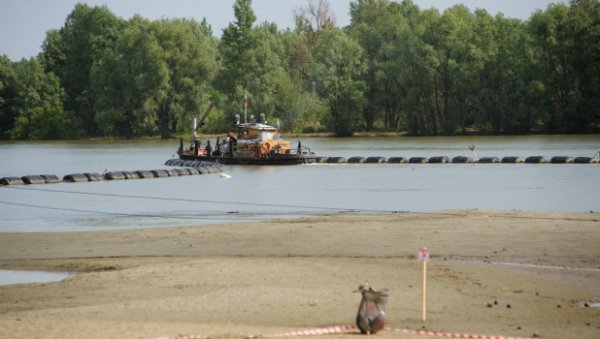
1 210 599 338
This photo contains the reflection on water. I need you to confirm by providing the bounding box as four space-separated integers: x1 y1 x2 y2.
0 269 70 286
0 136 599 232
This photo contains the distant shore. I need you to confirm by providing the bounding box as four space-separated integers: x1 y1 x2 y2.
4 131 598 142
1 210 599 338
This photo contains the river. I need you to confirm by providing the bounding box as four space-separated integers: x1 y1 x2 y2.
0 135 598 232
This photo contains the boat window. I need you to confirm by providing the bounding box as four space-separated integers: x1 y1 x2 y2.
261 131 274 141
239 128 259 140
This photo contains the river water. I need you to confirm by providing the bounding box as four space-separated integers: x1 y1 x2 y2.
0 135 598 232
0 269 70 286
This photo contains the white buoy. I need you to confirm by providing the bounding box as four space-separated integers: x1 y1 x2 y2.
219 172 232 179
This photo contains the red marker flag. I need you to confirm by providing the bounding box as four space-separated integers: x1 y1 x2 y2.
418 247 430 261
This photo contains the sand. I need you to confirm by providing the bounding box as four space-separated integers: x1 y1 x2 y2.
0 210 599 339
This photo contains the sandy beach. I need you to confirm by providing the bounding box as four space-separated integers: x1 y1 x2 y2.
1 210 599 338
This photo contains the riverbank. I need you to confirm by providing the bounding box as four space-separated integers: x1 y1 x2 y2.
1 210 599 338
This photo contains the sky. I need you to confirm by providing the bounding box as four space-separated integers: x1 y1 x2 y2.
0 0 566 61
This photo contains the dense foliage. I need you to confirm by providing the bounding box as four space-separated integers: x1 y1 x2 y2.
0 0 598 139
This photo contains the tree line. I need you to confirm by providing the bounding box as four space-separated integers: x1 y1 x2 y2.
0 0 598 139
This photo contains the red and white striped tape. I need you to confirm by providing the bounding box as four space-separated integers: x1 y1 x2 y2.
267 324 535 338
154 336 206 339
266 324 356 337
385 326 535 339
156 324 536 339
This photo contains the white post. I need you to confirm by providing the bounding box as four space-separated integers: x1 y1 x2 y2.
422 260 427 322
418 247 429 322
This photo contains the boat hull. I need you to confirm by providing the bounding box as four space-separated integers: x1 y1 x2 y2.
178 151 316 165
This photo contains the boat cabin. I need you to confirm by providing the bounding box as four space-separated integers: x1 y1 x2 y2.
234 122 291 157
237 123 278 141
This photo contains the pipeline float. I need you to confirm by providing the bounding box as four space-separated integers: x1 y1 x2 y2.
2 155 597 187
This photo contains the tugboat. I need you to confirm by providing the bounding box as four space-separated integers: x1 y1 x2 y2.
177 112 316 165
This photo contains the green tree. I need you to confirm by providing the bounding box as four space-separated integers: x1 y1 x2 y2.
528 0 600 133
39 29 66 85
473 12 538 134
283 0 335 133
14 0 595 140
312 28 366 136
390 6 442 135
42 4 124 136
10 58 68 139
151 18 219 138
219 0 257 121
0 55 19 139
426 5 477 134
245 22 287 116
91 16 169 138
350 0 390 130
273 68 328 132
218 0 287 125
351 0 424 131
569 0 600 133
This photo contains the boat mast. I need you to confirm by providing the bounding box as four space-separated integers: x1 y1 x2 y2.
192 116 198 142
244 92 248 123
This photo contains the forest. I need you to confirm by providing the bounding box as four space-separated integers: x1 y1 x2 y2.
0 0 598 139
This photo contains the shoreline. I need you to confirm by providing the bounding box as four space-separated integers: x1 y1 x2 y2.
1 210 599 338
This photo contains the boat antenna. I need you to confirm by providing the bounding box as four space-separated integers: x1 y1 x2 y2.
193 116 198 140
244 92 248 123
